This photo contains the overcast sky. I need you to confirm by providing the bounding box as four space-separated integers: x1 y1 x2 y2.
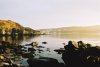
0 0 100 29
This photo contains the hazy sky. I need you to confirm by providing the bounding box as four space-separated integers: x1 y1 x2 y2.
0 0 100 29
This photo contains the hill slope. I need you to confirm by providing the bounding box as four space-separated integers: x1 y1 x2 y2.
0 20 24 30
39 25 100 34
0 20 40 35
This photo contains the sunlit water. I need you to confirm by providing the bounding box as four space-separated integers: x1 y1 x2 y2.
1 33 100 63
20 34 100 63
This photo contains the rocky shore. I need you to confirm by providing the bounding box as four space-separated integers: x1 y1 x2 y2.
0 40 100 67
62 41 100 67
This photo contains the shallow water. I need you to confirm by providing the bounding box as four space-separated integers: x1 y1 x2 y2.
20 34 100 63
1 34 100 63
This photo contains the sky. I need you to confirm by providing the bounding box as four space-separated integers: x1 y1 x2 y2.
0 0 100 29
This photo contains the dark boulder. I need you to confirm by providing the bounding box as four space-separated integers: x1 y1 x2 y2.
42 42 47 44
62 41 100 67
86 46 100 57
54 48 65 54
27 57 62 67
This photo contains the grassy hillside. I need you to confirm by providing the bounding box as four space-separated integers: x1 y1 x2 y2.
0 20 24 30
0 20 40 35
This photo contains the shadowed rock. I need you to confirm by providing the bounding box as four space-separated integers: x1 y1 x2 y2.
42 42 47 44
62 41 100 67
27 57 63 67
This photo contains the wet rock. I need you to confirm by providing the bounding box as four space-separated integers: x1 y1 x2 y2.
54 48 65 54
28 48 36 52
22 45 36 53
62 41 100 67
46 48 50 52
37 49 44 52
15 49 23 54
64 41 78 52
15 59 29 67
42 42 47 44
86 46 100 57
26 42 38 46
36 46 45 48
27 57 62 67
3 63 19 67
31 42 38 46
22 52 34 58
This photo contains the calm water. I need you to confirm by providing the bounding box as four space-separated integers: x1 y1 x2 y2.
1 33 100 63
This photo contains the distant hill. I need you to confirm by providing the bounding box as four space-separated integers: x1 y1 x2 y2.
39 25 100 34
0 20 40 35
0 20 24 30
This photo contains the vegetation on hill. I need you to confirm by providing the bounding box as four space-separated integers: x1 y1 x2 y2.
0 20 40 36
0 20 23 29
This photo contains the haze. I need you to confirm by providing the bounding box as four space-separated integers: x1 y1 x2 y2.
0 0 100 29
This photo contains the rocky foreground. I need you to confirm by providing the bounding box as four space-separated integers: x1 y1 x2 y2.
62 41 100 67
0 40 100 67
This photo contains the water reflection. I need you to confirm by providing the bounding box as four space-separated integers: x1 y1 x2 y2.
0 35 39 45
1 33 100 46
48 33 100 39
0 33 100 63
